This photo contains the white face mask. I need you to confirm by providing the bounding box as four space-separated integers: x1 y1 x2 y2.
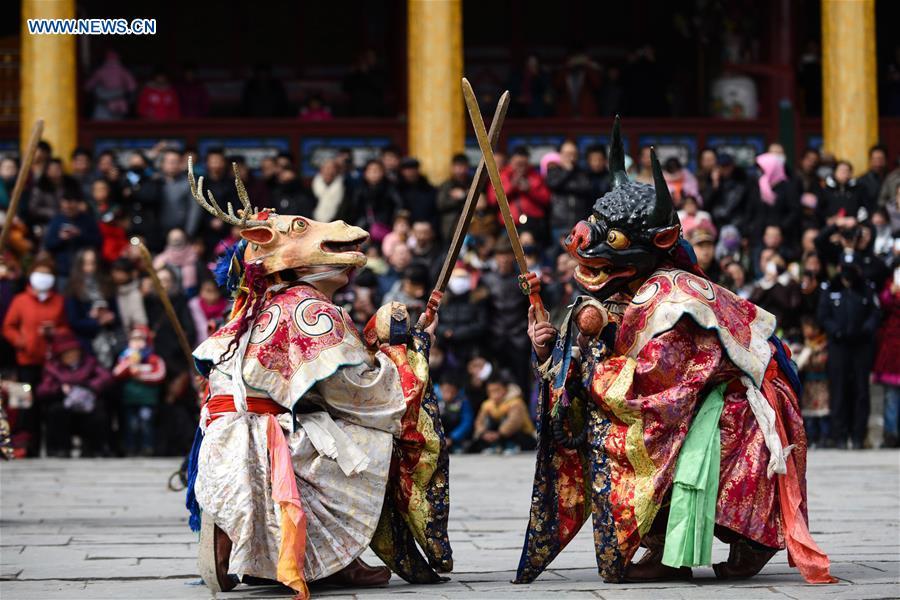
29 272 55 293
447 275 472 296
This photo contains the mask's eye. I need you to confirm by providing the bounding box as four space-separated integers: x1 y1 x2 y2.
606 229 630 250
292 218 307 232
588 214 598 225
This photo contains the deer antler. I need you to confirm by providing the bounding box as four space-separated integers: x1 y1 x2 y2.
187 156 266 228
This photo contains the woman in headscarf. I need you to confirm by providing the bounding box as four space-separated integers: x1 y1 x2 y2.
84 50 137 120
153 228 200 297
747 152 801 258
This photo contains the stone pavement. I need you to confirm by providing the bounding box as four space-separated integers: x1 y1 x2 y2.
1 451 898 600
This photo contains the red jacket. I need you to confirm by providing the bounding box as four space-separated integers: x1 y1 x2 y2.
99 221 128 263
487 165 551 223
2 287 69 366
137 85 181 120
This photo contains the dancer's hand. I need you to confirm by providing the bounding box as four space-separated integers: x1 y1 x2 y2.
528 305 556 363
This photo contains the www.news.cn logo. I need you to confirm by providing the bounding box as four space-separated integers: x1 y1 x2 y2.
27 18 156 35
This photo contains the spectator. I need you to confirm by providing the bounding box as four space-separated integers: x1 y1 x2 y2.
597 65 625 116
508 54 552 118
98 203 130 264
435 266 488 364
188 277 228 343
554 48 600 118
585 144 611 200
434 371 475 453
437 153 472 242
817 261 881 449
381 145 402 183
470 374 536 454
799 251 825 318
749 253 801 338
299 93 333 121
110 258 147 334
383 264 429 324
818 161 864 224
546 139 593 243
677 195 716 241
747 152 800 252
240 63 291 117
342 50 386 117
122 152 163 250
43 191 101 284
83 50 136 120
878 156 900 209
271 167 316 217
794 317 830 447
378 242 411 299
137 69 181 121
481 237 532 392
409 221 440 277
311 159 345 223
381 210 411 261
36 332 111 457
28 158 73 228
0 156 17 207
2 255 68 456
696 148 719 206
633 146 653 185
469 192 498 240
814 215 888 284
873 268 900 448
397 158 438 229
152 149 202 238
338 160 400 244
198 149 238 250
722 261 753 299
64 248 121 368
175 64 210 118
858 145 888 211
662 157 699 205
707 153 750 233
486 146 551 244
113 325 166 456
70 148 95 203
687 225 720 283
153 228 200 298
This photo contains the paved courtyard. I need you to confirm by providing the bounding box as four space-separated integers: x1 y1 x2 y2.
1 451 898 599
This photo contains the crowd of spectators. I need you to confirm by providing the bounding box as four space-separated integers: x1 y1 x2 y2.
1 134 899 459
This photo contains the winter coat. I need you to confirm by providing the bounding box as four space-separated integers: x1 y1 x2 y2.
436 176 471 242
435 287 489 360
546 164 593 232
816 279 881 344
37 354 111 401
486 166 551 223
481 269 530 350
397 178 438 230
43 212 101 275
2 287 69 366
874 278 900 385
817 177 865 222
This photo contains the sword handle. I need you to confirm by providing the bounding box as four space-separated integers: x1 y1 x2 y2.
417 289 443 330
529 293 548 323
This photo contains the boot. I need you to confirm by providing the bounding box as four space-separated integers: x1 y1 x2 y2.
713 538 778 580
214 525 239 592
315 557 391 588
623 535 692 583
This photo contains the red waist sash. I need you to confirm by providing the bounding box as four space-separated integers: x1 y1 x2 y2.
206 395 288 423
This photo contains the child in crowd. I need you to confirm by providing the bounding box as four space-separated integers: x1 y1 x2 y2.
188 277 228 343
113 325 166 456
471 374 536 455
36 332 112 457
795 316 830 447
434 372 474 453
381 209 411 260
677 194 716 240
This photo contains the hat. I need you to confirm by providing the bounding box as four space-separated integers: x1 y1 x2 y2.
52 332 81 356
494 236 514 255
688 226 715 245
399 157 420 170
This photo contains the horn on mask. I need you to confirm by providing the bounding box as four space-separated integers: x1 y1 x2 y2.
609 115 630 189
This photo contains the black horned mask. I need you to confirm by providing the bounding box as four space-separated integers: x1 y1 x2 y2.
564 116 681 300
